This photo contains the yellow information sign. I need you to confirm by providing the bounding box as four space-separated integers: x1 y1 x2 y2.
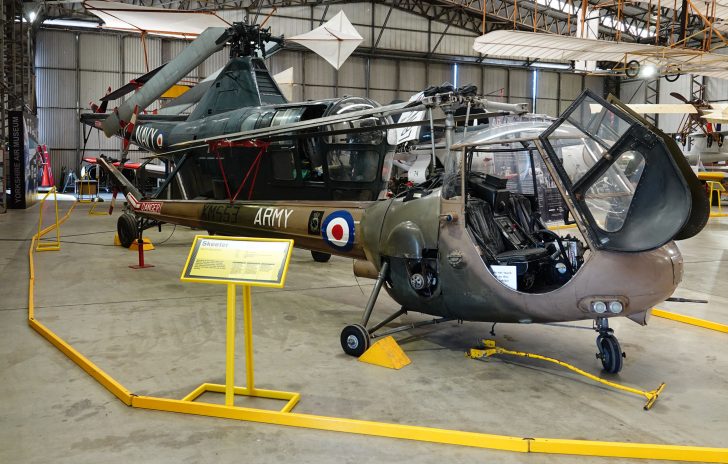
181 235 293 287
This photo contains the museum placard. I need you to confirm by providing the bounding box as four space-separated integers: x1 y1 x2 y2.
181 236 293 287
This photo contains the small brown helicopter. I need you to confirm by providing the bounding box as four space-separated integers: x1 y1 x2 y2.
98 89 708 375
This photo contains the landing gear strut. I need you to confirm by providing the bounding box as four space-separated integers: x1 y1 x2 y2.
340 261 453 357
595 318 624 374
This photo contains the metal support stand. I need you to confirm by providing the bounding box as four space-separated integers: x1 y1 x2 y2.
129 226 153 269
181 284 300 412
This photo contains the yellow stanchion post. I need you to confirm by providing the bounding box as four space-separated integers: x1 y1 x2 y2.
225 283 236 407
243 285 255 395
36 187 61 252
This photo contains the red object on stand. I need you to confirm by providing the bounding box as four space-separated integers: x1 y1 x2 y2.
129 237 154 269
38 145 54 188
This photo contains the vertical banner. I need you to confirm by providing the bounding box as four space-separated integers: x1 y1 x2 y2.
7 111 39 209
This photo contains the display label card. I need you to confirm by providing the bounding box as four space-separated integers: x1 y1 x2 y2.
181 236 293 287
490 265 517 290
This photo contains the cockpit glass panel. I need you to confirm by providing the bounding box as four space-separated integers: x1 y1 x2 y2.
565 96 632 149
583 150 645 232
327 149 378 182
547 131 606 183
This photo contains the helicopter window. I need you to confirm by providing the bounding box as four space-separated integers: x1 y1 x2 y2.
548 135 606 184
327 149 378 182
565 96 633 149
326 117 384 145
583 150 645 232
271 150 296 180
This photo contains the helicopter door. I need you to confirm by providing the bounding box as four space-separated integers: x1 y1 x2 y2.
539 90 694 252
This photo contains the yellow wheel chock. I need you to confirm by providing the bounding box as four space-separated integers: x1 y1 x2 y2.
467 339 666 410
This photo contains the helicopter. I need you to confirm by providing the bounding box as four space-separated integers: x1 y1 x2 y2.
80 19 390 258
97 87 709 375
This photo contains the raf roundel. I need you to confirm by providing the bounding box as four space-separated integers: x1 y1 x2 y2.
321 210 355 252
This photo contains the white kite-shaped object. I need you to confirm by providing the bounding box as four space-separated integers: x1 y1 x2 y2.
288 11 363 70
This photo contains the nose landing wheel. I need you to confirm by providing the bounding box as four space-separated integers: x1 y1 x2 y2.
595 318 625 374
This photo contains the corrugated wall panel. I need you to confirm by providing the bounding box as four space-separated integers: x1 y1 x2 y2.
509 69 532 98
482 67 508 99
370 89 397 105
200 47 230 78
50 149 80 185
82 129 121 151
216 8 245 23
123 36 162 74
428 63 451 86
560 74 582 100
458 64 480 88
163 40 199 80
38 109 78 149
559 100 575 113
378 29 428 54
304 85 334 101
80 71 123 113
585 76 603 96
79 34 119 72
338 86 367 98
37 69 77 109
267 16 311 37
537 71 559 100
338 56 367 89
536 98 558 116
305 54 335 87
620 80 646 103
268 50 304 87
370 59 397 92
706 77 728 101
36 30 76 69
658 75 691 133
381 7 429 31
399 60 426 93
433 29 477 57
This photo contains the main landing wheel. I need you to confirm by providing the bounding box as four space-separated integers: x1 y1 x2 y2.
117 213 137 248
340 324 370 357
311 250 332 262
596 334 624 374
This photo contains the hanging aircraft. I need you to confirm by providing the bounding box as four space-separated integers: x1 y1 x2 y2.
96 86 709 375
473 30 728 81
625 91 728 148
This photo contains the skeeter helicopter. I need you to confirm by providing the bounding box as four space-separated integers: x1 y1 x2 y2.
98 84 708 374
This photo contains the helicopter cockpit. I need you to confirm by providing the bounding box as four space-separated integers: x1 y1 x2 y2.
451 90 698 294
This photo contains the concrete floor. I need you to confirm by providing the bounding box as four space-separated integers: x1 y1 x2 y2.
1 201 727 463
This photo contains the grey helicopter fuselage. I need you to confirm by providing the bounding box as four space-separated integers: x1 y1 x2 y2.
122 56 391 202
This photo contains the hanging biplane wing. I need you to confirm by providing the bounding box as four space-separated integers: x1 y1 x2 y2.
83 0 230 37
473 30 728 80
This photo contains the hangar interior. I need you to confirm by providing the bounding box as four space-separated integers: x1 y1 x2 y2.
1 1 727 463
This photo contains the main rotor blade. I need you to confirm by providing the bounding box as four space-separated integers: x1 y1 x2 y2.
164 99 425 155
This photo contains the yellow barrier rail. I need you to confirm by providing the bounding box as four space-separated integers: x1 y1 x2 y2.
652 308 728 333
467 339 665 410
26 207 728 462
36 187 61 252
